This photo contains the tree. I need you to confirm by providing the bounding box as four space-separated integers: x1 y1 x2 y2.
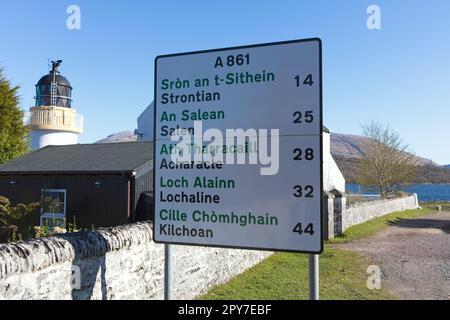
0 68 30 164
358 121 419 199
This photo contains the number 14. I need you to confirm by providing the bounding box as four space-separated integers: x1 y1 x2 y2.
295 74 314 87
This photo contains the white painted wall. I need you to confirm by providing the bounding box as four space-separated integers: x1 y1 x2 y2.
343 194 419 231
322 131 346 192
136 102 154 141
136 102 345 192
30 130 79 150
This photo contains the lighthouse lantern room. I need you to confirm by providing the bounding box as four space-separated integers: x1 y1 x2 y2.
29 60 83 150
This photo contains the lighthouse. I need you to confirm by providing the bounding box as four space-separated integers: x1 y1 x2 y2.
29 60 83 149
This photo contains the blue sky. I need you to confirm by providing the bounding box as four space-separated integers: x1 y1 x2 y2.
1 0 449 163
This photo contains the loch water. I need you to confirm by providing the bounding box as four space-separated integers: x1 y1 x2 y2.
346 183 450 202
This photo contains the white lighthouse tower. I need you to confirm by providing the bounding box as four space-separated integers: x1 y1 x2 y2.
29 60 83 149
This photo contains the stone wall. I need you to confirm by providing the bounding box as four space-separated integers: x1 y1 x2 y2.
342 194 419 231
323 192 420 238
0 222 271 300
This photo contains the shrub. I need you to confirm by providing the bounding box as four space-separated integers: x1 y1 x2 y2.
0 196 39 243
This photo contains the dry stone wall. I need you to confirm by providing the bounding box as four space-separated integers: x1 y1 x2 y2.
343 194 419 230
0 222 271 300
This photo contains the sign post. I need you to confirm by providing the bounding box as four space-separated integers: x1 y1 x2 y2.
309 254 319 300
164 244 172 300
153 38 323 300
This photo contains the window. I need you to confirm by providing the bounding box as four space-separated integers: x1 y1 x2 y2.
40 189 66 229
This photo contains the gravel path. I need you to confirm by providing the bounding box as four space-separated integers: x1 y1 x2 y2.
340 211 450 300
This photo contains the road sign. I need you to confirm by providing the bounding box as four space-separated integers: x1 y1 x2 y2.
153 38 323 253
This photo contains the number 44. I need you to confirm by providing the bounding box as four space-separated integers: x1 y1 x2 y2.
293 223 315 235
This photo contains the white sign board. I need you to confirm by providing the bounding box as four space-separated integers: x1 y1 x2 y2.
153 39 323 253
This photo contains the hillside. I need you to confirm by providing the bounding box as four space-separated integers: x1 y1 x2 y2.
331 133 450 183
334 157 450 184
330 133 366 159
98 131 450 183
95 131 137 144
330 133 436 166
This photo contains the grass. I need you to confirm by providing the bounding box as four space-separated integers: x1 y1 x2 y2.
198 247 394 300
328 207 433 244
199 206 438 300
421 201 450 211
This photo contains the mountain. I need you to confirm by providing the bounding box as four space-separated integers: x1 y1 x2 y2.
334 156 450 184
330 133 437 166
444 165 450 169
330 133 450 183
95 131 137 144
330 133 367 159
97 131 436 166
97 130 449 182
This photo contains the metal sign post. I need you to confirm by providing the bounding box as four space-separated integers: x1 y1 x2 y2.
309 254 319 300
164 244 172 300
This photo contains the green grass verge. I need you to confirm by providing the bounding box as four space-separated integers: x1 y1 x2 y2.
199 207 436 300
328 207 432 244
421 201 450 211
198 247 394 300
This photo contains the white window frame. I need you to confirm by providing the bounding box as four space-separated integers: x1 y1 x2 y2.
40 189 67 228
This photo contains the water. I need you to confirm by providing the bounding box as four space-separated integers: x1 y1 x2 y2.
346 183 450 202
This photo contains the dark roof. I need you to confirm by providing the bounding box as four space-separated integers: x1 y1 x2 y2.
323 126 330 133
0 142 153 174
37 73 72 88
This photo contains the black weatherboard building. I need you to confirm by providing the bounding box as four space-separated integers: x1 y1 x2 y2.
0 142 153 229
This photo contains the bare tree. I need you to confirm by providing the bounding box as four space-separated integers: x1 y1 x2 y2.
358 121 419 199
